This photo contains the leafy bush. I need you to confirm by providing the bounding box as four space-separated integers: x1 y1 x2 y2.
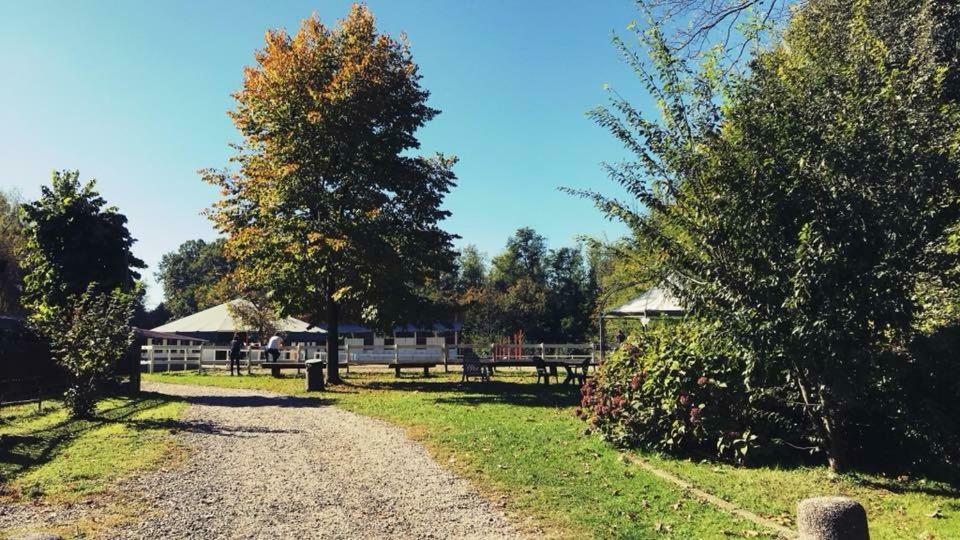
33 284 136 418
582 320 960 477
580 320 803 463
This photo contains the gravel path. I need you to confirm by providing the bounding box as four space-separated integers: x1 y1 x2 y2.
2 382 519 539
118 382 519 539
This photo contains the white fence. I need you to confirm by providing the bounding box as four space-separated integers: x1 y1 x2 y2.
140 342 598 372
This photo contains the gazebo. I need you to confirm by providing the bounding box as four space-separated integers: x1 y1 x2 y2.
605 286 685 319
599 285 685 360
152 299 325 345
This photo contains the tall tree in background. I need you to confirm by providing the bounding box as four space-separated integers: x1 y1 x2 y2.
205 5 457 383
156 238 233 318
489 227 548 287
486 228 549 341
0 190 26 315
457 245 486 292
20 171 145 312
544 247 592 342
460 229 596 344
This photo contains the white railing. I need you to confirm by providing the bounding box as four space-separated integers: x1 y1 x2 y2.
140 342 599 372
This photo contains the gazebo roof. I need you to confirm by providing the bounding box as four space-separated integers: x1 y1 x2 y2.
606 286 685 317
152 299 323 334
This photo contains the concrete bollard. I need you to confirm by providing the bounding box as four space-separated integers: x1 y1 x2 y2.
797 496 869 540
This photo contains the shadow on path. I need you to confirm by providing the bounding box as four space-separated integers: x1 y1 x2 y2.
129 417 304 437
176 393 332 409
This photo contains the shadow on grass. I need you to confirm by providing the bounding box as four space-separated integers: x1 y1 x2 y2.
850 474 960 498
340 377 583 409
0 391 181 484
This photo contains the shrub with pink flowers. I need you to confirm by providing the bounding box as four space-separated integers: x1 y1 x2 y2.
579 319 799 463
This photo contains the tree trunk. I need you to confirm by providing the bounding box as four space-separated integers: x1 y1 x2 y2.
817 388 847 474
793 367 847 473
325 282 342 385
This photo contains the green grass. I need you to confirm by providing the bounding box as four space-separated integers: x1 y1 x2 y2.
145 370 960 539
0 392 187 502
644 455 960 540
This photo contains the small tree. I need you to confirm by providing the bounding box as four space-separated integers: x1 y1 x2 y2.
21 171 146 417
226 298 281 343
36 285 136 418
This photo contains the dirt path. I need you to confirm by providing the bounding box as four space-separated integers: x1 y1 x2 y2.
111 382 520 539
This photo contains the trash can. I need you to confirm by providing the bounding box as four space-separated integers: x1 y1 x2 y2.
305 359 326 392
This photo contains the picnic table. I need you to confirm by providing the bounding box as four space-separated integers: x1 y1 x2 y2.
478 359 596 385
389 362 437 377
261 361 308 377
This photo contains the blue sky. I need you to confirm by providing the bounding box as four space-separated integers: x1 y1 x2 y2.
1 1 651 306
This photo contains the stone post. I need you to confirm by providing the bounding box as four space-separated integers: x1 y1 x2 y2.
797 496 869 540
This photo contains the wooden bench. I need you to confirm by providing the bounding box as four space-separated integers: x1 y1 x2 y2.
260 362 307 377
388 362 437 377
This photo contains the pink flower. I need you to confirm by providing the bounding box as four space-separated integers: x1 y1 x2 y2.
679 393 691 406
697 376 709 387
689 406 702 425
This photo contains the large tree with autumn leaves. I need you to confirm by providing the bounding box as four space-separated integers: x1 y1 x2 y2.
204 5 457 383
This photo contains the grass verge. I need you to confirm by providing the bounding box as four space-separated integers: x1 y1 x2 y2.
0 392 187 502
145 370 959 539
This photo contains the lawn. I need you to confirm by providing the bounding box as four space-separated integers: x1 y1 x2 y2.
0 392 187 503
145 370 960 539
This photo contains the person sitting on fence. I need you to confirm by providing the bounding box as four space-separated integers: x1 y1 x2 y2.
229 333 244 376
266 332 284 363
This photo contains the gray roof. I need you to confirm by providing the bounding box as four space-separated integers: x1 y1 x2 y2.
606 286 685 317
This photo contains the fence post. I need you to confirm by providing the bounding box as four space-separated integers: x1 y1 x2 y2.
393 344 399 365
197 344 204 374
148 347 155 374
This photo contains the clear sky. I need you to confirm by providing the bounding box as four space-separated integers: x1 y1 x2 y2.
1 1 650 306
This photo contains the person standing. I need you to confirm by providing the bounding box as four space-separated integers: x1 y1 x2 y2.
229 333 244 376
266 332 284 362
